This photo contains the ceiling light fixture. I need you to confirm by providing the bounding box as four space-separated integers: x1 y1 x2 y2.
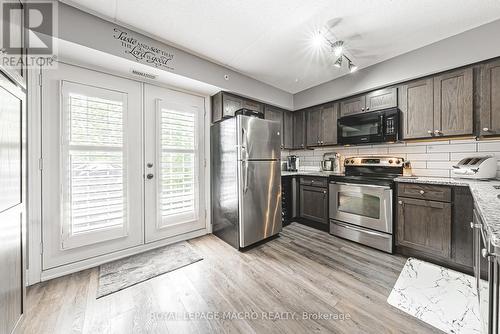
311 31 325 49
348 59 358 73
332 40 344 57
333 57 343 68
311 31 357 74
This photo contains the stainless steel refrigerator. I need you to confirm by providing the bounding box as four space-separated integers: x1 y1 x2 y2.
211 115 282 249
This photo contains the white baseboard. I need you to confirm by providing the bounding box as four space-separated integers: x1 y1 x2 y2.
39 228 208 282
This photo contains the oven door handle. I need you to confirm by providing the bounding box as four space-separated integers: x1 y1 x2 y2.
335 182 391 190
333 221 388 237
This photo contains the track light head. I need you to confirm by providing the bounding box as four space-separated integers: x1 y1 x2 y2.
332 40 344 57
348 60 358 73
333 57 343 68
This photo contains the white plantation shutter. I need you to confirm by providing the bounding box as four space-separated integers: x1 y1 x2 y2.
61 81 129 249
157 102 199 226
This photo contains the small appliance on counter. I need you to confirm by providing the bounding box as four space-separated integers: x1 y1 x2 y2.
451 156 498 179
286 155 299 172
402 161 413 177
321 152 342 173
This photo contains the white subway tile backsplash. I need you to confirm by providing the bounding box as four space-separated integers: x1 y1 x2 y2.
426 161 458 169
407 153 450 161
411 169 451 177
281 138 500 178
409 161 427 169
358 146 389 154
388 145 426 154
427 143 476 153
478 141 500 152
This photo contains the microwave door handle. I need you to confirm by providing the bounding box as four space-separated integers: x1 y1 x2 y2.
379 114 384 135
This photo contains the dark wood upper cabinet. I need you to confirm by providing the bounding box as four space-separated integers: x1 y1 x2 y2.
211 92 263 123
283 110 294 149
320 103 338 146
396 197 451 259
365 87 398 112
480 58 500 136
264 104 285 148
306 107 321 147
339 88 397 117
433 67 473 137
305 103 338 147
339 95 366 116
399 78 434 139
293 110 306 149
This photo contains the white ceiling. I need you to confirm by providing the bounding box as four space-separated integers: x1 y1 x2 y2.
63 0 500 94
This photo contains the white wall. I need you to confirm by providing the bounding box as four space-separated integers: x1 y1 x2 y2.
293 19 500 110
282 138 500 179
56 2 294 109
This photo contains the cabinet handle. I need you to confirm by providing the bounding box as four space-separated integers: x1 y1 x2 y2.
427 130 433 135
323 191 327 194
398 200 403 205
483 127 490 132
419 190 425 195
434 130 442 135
321 141 324 144
366 107 370 111
361 108 365 111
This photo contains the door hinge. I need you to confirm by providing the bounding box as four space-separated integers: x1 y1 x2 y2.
40 242 43 254
205 209 207 219
38 157 43 171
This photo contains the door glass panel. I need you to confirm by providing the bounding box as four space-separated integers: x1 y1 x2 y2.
341 121 380 138
338 191 380 219
61 82 128 248
158 105 198 226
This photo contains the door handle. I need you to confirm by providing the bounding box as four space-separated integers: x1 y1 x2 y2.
146 173 154 180
243 161 249 193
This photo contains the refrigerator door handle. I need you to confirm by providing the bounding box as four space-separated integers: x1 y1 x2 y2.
243 160 249 193
241 127 249 161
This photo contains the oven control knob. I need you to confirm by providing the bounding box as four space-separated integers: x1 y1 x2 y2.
389 159 393 164
350 160 354 164
396 160 400 164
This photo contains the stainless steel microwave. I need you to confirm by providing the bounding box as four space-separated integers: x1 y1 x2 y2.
337 108 400 145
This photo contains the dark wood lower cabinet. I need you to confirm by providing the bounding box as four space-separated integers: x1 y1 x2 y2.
299 185 328 225
396 197 452 258
396 183 476 274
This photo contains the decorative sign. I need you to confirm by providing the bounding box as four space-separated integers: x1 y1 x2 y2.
112 27 175 71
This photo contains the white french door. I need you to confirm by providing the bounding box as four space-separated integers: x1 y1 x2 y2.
144 84 206 242
41 63 207 271
42 62 143 269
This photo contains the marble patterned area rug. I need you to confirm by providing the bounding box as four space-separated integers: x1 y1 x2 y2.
388 258 481 334
97 241 203 298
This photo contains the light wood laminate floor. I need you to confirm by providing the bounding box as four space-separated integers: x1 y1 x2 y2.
19 223 442 333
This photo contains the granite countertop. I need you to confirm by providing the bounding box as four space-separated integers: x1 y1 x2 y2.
281 171 344 177
395 176 500 249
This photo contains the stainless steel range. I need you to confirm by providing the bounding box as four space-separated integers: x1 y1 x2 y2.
328 156 404 253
